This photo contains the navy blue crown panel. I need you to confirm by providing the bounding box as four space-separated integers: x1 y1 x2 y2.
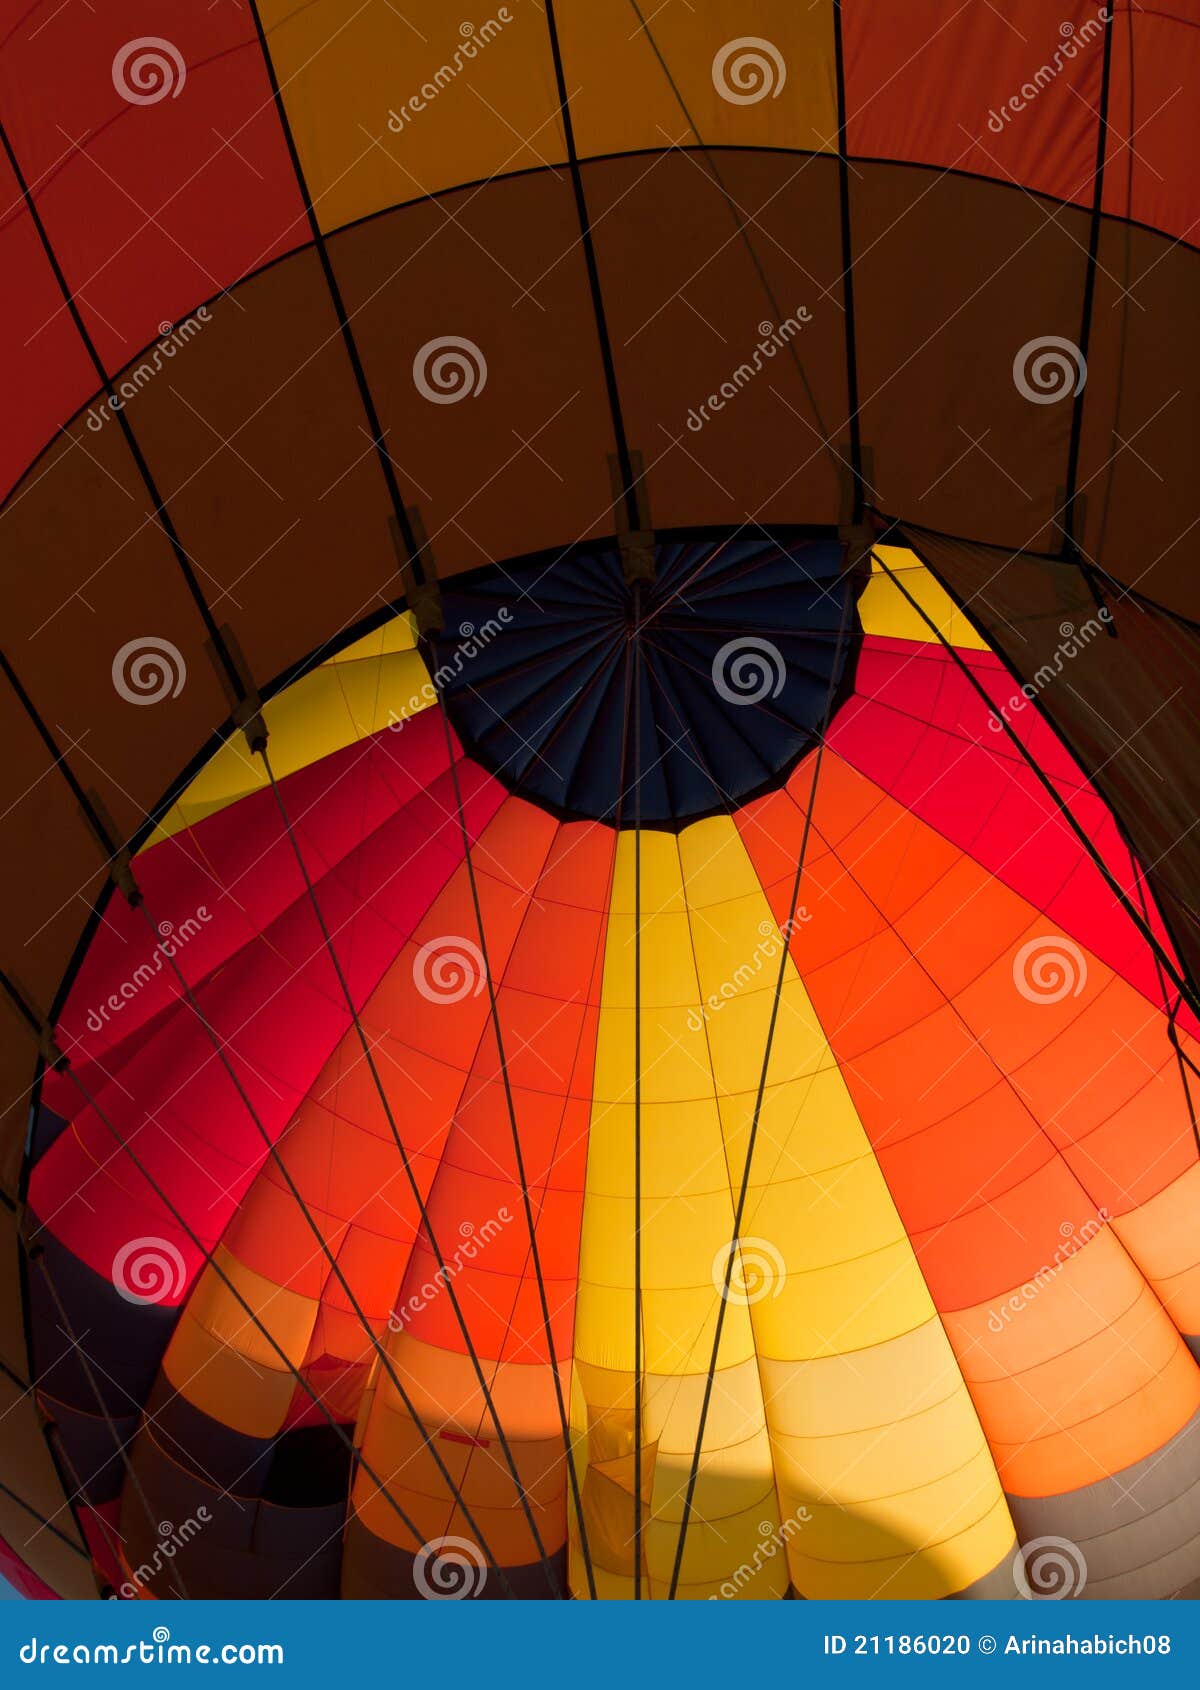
434 532 860 828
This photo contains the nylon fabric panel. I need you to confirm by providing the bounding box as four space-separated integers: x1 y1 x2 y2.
583 150 848 536
144 614 427 843
325 170 618 580
345 809 612 1595
256 0 565 235
678 817 1015 1599
841 1 1105 213
852 163 1089 554
95 248 401 696
0 147 96 499
553 0 837 160
572 829 778 1599
44 705 454 1094
907 528 1200 989
830 633 1193 1032
1104 4 1200 244
0 0 304 372
736 757 1200 1592
29 721 503 1294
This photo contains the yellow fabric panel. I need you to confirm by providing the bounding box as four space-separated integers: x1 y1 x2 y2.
571 816 1011 1598
572 829 774 1596
258 1 566 234
145 613 427 844
761 1331 1017 1597
792 1493 1016 1601
161 1246 316 1437
858 544 989 649
677 816 1012 1597
554 0 838 160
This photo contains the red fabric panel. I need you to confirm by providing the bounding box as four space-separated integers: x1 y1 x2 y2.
842 0 1105 210
34 722 506 1298
48 716 456 1090
0 148 96 498
0 0 304 382
1104 4 1200 244
830 635 1196 1036
737 751 1198 1311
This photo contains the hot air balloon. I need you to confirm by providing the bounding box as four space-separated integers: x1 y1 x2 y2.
1 1 1198 1603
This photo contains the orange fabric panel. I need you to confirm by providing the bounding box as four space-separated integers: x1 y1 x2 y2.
398 818 613 1365
945 1229 1200 1495
736 752 1200 1490
1111 1161 1200 1342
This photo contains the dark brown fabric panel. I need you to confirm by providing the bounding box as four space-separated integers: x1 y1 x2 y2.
0 686 107 1022
906 525 1200 998
124 1425 343 1600
1078 219 1200 621
117 249 399 692
0 420 229 846
328 169 617 578
0 1244 93 1600
0 1028 34 1199
854 164 1091 555
584 150 849 532
0 1206 28 1379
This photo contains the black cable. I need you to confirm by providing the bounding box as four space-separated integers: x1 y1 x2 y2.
427 642 597 1598
631 581 644 1599
666 587 855 1599
544 0 642 534
49 1044 484 1590
28 1250 189 1599
254 751 558 1592
874 543 1200 1021
0 121 244 701
125 895 516 1594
